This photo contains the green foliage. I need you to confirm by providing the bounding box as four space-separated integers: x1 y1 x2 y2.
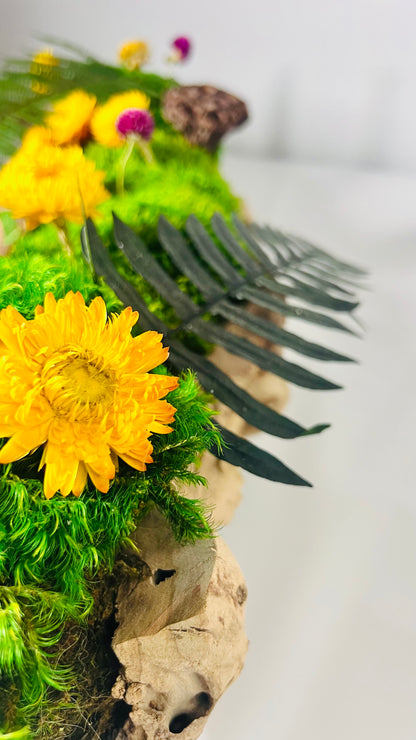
84 212 366 486
0 46 177 161
87 131 240 333
1 119 241 334
148 369 221 540
0 41 242 356
0 226 220 736
0 39 365 737
0 586 77 730
89 133 240 246
0 246 122 319
0 369 219 734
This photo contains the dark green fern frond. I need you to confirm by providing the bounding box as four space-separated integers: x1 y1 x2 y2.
82 212 366 486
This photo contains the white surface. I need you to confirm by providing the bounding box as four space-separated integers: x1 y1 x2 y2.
2 0 416 170
199 154 416 740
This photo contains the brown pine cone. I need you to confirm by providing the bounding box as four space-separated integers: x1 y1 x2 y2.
162 84 248 151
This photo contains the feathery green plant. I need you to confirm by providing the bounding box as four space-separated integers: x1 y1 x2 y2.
0 370 219 735
0 42 176 162
0 244 221 735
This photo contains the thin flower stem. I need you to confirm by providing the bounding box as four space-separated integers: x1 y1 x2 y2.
117 137 136 196
0 225 24 255
137 139 154 164
55 220 73 257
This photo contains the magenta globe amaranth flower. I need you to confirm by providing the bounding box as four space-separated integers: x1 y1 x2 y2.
170 36 192 62
116 108 155 141
115 108 155 194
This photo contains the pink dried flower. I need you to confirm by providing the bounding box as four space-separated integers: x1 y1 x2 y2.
115 108 155 141
171 36 192 61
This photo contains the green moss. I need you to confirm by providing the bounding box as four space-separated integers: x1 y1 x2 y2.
3 127 241 340
0 241 222 735
0 77 237 738
87 128 241 230
0 247 122 319
0 369 220 735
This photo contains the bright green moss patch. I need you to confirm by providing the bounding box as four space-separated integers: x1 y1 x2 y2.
0 241 221 736
0 87 236 739
0 247 122 318
0 370 220 736
4 128 241 337
87 129 242 242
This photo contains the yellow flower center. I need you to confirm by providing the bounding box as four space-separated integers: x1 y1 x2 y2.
32 158 62 178
41 348 116 421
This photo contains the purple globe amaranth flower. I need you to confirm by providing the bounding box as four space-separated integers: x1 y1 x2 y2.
172 36 192 61
116 108 155 141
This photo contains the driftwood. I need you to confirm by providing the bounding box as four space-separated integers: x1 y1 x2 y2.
112 510 248 740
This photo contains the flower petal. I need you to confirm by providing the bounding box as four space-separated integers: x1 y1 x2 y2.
0 290 178 498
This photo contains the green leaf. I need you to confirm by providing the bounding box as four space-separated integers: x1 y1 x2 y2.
212 301 354 362
214 425 312 486
85 212 362 484
190 319 341 390
169 344 327 439
82 220 165 332
238 285 358 334
258 274 360 312
0 49 177 161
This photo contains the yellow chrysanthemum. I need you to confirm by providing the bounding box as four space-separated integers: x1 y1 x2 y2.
31 48 59 95
91 90 150 147
45 90 97 145
118 40 150 70
0 143 109 230
0 291 178 499
32 48 58 68
19 126 55 154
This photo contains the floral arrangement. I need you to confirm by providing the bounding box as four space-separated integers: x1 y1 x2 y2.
0 36 364 739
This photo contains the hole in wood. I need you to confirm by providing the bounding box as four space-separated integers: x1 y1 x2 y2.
153 568 176 585
169 691 213 733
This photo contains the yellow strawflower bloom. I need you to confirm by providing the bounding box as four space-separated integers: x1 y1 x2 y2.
19 126 54 153
0 143 109 230
45 90 97 145
0 291 178 499
91 90 150 147
31 48 59 94
32 49 58 68
118 40 150 70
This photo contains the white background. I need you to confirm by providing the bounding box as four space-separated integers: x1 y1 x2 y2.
199 155 416 740
1 3 416 739
2 0 416 170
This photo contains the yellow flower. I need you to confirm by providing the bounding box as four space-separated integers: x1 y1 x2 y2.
0 143 109 230
19 126 55 154
31 48 59 95
0 291 178 499
45 90 97 145
32 49 58 68
118 40 150 70
91 90 150 147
